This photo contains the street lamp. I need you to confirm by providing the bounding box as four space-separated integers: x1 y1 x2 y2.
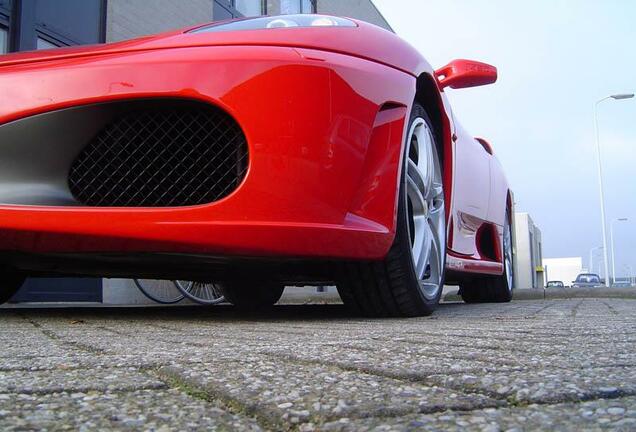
589 246 603 275
626 265 634 286
611 218 628 285
594 93 634 287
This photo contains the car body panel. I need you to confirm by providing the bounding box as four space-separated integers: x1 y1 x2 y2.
0 18 510 278
448 121 491 255
0 45 414 259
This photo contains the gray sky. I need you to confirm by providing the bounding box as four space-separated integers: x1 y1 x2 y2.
373 0 636 277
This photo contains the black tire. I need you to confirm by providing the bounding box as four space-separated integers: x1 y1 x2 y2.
219 281 285 310
336 103 446 317
460 210 514 303
0 272 26 305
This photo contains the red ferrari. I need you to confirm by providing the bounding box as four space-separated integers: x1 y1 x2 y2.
0 15 513 316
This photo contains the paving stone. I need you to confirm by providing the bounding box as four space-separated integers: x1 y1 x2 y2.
0 298 635 430
262 343 511 379
319 396 636 431
0 389 262 431
0 368 166 394
428 366 636 403
0 333 74 359
158 358 500 427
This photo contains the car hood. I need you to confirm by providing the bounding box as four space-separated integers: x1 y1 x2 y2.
0 18 432 78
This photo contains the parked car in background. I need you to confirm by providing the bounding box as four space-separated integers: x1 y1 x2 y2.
611 279 633 288
571 273 603 288
546 280 565 288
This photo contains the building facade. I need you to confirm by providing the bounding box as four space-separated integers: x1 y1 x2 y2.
542 257 583 287
1 0 391 56
513 212 544 289
1 0 391 303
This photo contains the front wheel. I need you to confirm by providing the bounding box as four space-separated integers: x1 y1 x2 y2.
336 103 446 317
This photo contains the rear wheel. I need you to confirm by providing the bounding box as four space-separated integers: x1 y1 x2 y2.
336 103 446 317
219 281 285 310
460 210 514 303
0 271 26 305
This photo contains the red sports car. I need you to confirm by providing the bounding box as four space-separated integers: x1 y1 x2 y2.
0 15 513 316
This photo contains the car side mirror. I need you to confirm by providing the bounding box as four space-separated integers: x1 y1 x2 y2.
435 59 498 90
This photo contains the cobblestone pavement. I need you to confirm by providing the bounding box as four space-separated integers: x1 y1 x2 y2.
1 299 636 431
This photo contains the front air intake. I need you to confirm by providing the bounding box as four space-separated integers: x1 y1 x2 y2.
68 100 248 207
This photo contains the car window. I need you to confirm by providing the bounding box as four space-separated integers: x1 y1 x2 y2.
576 274 600 283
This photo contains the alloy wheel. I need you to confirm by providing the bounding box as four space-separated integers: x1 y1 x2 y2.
405 118 446 300
503 218 514 291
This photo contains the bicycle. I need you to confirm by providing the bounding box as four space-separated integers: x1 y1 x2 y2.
134 279 185 304
134 279 225 305
175 281 225 305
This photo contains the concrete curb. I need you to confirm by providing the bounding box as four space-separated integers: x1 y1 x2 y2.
444 287 636 302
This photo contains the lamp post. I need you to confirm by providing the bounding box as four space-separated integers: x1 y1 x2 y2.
610 218 628 285
594 93 634 287
589 246 603 275
626 265 634 286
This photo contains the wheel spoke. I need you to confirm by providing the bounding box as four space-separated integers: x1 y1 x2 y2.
426 181 444 202
404 116 446 301
173 280 225 305
408 159 427 193
414 223 434 279
407 172 427 217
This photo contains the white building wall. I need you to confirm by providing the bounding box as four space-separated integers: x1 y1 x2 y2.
543 257 583 287
513 212 544 289
102 279 157 305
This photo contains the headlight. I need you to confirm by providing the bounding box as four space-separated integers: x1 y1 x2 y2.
190 15 357 34
266 18 300 29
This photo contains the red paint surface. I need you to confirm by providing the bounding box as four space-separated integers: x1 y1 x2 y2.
0 20 509 275
435 59 498 90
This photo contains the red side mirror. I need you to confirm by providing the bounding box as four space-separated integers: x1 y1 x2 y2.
435 59 498 90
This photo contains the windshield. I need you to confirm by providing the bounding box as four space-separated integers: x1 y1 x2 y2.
576 274 600 283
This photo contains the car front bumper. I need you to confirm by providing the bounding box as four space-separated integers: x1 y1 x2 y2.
0 45 414 260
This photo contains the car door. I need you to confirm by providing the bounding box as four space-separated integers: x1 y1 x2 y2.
449 121 491 256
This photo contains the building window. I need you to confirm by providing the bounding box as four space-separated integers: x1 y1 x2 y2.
234 0 264 17
0 25 7 54
36 36 60 50
271 0 316 15
301 0 315 13
0 1 8 55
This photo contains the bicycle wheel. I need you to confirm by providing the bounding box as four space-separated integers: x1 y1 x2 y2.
134 279 185 304
175 281 225 305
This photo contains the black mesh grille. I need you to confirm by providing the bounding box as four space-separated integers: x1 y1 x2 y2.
68 102 248 207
